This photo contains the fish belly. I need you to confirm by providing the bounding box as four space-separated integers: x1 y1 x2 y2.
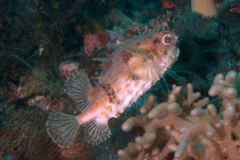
114 77 152 114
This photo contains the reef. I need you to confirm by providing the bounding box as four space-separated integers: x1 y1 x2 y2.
118 70 240 160
0 108 93 160
0 0 240 159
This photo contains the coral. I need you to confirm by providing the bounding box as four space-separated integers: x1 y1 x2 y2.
218 0 240 58
218 0 240 26
160 0 175 9
83 31 110 56
58 135 93 160
59 61 80 78
191 0 217 17
0 108 93 160
15 67 49 98
174 12 219 40
0 103 14 126
118 70 240 160
172 4 236 93
84 34 102 56
11 66 64 104
27 95 64 112
0 108 52 160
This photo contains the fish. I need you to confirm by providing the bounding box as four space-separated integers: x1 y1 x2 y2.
46 31 179 147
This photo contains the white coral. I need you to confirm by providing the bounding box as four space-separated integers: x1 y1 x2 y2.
119 71 240 160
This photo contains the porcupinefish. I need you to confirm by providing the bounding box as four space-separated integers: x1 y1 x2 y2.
46 31 179 147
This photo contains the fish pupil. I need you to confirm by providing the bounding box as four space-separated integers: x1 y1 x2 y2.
164 36 172 44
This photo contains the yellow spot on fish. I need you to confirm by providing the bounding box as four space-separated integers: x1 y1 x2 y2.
100 111 108 117
111 97 119 104
105 105 112 111
135 80 140 85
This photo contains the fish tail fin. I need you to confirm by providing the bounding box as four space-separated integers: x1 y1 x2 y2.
46 111 80 148
84 121 112 145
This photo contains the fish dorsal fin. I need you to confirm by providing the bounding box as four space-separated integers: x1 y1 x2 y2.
65 70 92 111
84 121 111 145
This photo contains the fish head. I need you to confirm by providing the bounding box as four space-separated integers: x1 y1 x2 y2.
153 31 179 61
133 31 179 61
126 31 179 82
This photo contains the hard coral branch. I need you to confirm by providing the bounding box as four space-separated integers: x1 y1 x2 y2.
119 71 240 160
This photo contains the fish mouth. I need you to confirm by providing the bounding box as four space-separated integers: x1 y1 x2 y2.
167 46 180 59
167 34 179 59
173 47 180 58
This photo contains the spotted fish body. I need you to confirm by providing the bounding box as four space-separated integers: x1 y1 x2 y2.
46 31 179 147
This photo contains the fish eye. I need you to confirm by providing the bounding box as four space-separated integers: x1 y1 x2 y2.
161 34 173 46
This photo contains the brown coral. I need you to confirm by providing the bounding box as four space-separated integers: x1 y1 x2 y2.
118 71 240 160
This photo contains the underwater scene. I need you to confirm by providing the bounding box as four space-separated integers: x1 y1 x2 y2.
1 0 240 159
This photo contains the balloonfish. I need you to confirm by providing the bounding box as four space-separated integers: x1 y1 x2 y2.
46 31 179 147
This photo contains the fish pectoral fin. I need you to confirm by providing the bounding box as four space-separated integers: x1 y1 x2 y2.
128 56 144 69
84 120 111 145
65 70 92 111
46 111 80 148
134 60 160 82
